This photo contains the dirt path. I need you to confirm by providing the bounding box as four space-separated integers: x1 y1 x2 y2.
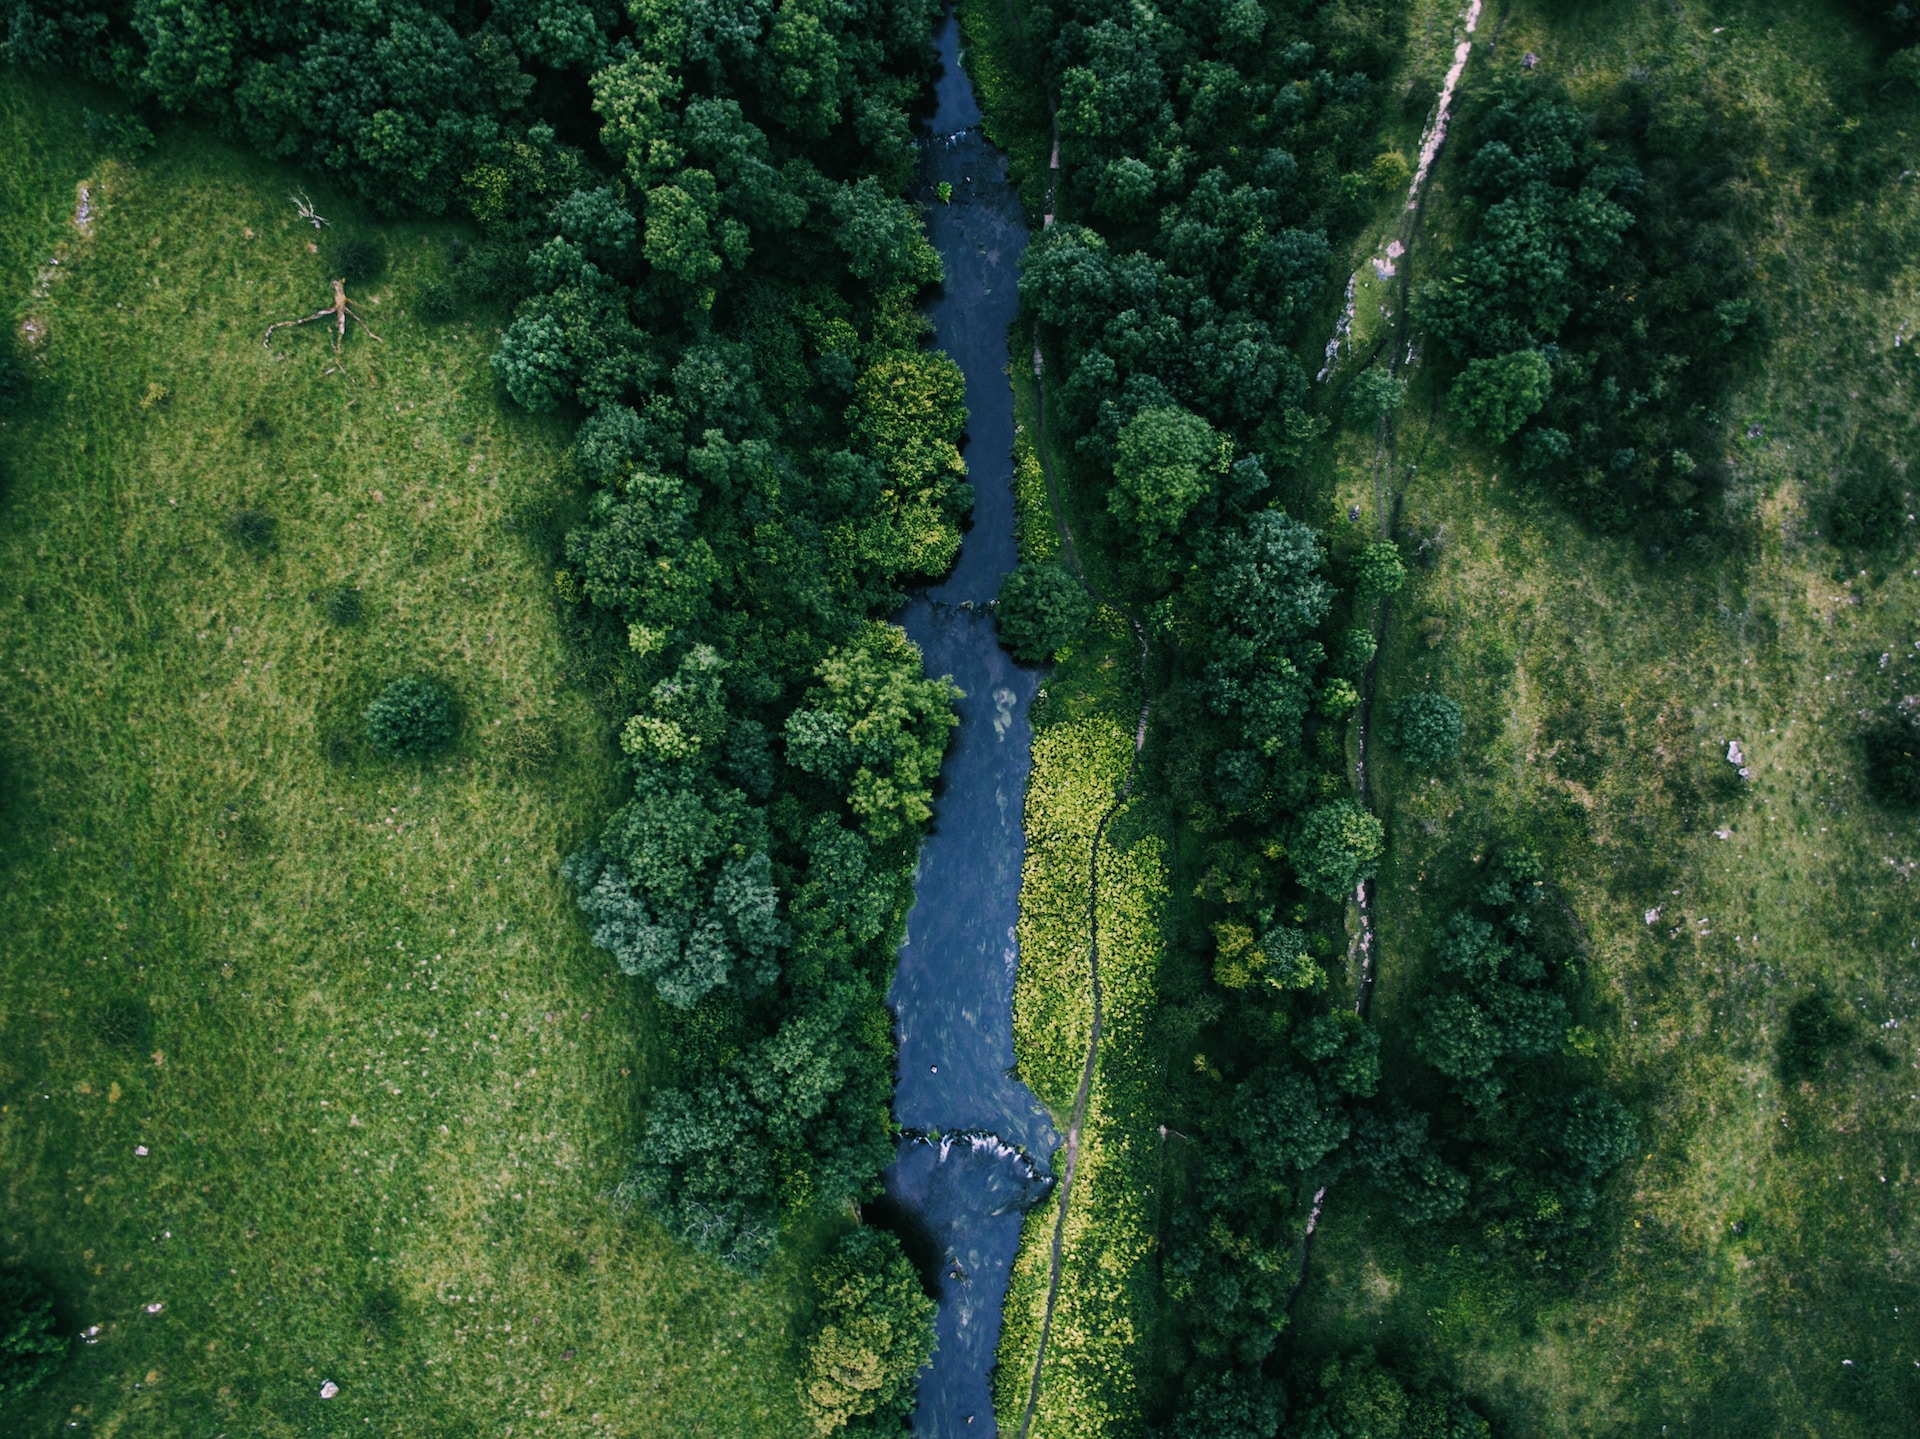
1294 0 1496 1299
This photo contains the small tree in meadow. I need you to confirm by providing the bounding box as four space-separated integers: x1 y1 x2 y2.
0 1272 65 1400
366 678 457 758
1346 367 1405 429
1352 541 1407 601
1386 691 1463 768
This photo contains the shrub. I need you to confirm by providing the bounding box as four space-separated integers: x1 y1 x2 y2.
995 560 1093 663
413 280 458 322
1345 367 1404 429
1292 799 1385 898
1778 990 1857 1082
1351 541 1407 601
324 585 364 626
227 508 278 552
1450 350 1552 444
90 997 153 1050
83 109 155 157
456 241 535 309
0 1271 65 1400
327 236 387 284
1386 691 1463 768
365 678 457 758
1828 456 1905 550
1333 626 1377 676
1865 701 1920 806
0 345 27 416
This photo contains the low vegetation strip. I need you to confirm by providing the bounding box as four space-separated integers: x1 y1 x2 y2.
997 713 1166 1437
0 75 817 1437
1010 719 1131 1108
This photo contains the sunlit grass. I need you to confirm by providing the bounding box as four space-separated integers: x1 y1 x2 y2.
0 72 816 1438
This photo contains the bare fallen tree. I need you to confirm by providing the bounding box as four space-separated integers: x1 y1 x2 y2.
262 278 381 356
291 192 328 229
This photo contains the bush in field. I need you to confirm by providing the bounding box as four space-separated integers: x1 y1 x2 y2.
1450 350 1551 444
797 1227 935 1436
327 236 387 284
227 508 278 553
0 346 26 416
995 560 1092 663
324 585 364 626
82 108 154 157
1345 367 1404 429
1864 701 1920 807
1291 799 1384 898
1551 1087 1637 1210
0 1271 65 1399
412 280 458 322
365 678 457 758
1828 456 1906 550
1351 541 1407 601
1333 625 1377 676
1386 691 1463 768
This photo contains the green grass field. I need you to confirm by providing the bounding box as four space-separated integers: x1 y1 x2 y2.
1302 2 1920 1433
0 73 816 1437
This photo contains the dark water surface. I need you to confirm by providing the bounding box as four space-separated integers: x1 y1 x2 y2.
882 12 1056 1435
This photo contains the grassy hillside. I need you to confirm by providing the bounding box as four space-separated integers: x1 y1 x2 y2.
1303 1 1920 1433
0 73 815 1437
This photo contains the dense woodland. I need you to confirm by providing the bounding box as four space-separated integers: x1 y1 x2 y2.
996 0 1660 1429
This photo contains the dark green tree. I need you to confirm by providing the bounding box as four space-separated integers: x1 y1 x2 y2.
1386 692 1462 768
995 561 1092 663
1449 351 1551 445
0 1271 64 1400
797 1226 936 1436
1291 800 1384 898
365 678 456 758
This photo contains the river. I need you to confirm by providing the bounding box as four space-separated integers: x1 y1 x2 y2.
877 11 1056 1436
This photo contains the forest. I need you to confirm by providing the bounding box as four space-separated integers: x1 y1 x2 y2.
3 0 1920 1436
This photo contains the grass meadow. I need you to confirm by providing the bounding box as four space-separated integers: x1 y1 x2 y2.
1302 1 1920 1433
0 73 816 1437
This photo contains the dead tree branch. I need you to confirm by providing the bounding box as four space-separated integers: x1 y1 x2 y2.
263 279 381 356
291 192 328 229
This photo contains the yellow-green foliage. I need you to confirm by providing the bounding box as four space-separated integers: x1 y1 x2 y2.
1013 425 1060 565
1011 719 1132 1106
0 75 816 1436
1008 330 1062 565
1000 713 1168 1436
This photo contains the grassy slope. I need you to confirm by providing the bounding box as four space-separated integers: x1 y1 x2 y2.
0 74 815 1438
1303 2 1920 1434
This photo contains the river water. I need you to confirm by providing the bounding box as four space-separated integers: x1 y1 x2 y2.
879 12 1057 1435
